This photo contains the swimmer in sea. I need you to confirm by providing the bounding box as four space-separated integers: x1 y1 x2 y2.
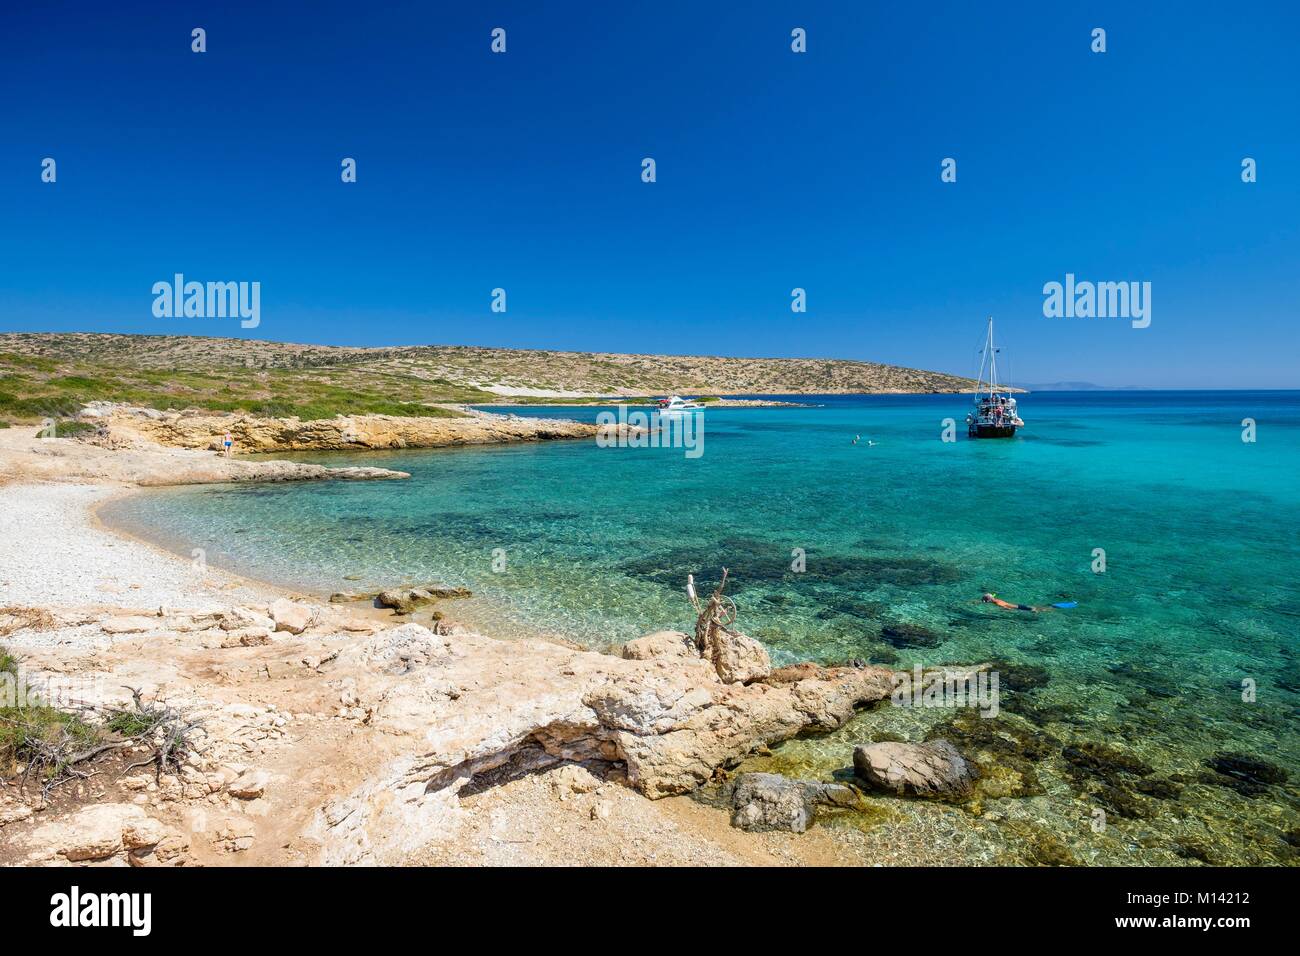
981 592 1077 612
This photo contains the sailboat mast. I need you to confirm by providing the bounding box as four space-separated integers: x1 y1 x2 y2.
987 318 998 396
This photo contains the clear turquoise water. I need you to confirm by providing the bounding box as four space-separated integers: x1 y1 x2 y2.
102 392 1300 864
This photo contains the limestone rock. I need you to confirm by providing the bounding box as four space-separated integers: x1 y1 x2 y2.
129 831 191 867
853 739 976 799
0 799 34 827
312 638 896 863
101 615 159 634
550 763 601 797
269 598 313 634
621 630 695 661
214 817 256 853
228 769 270 799
339 618 378 632
122 815 169 850
727 772 861 832
21 803 171 863
583 674 715 735
104 406 621 454
219 626 273 647
708 629 771 684
338 622 450 674
219 606 275 631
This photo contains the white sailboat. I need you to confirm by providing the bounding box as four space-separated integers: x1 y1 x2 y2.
966 319 1023 438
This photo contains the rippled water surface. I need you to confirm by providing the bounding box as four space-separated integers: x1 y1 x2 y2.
102 392 1300 864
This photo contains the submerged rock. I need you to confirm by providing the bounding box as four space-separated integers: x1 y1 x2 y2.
1058 741 1158 815
1172 839 1220 865
927 710 1058 766
1093 782 1153 820
852 739 977 799
879 621 944 648
1203 752 1288 797
726 772 860 833
985 658 1052 693
1003 696 1080 725
1062 743 1153 777
1133 776 1182 800
618 545 961 593
377 584 472 614
999 819 1079 866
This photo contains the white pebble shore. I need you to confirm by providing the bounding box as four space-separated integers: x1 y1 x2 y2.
0 482 273 610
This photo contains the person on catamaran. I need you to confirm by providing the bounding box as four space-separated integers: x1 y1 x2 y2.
981 592 1077 612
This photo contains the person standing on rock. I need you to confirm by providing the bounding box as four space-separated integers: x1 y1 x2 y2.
223 432 233 458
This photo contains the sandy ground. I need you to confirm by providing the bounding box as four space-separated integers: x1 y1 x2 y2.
0 475 871 867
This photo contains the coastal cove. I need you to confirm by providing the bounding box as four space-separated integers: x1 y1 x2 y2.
99 391 1300 865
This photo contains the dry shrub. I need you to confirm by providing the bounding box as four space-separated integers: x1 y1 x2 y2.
0 606 58 638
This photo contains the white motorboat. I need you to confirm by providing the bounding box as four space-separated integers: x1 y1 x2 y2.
655 395 704 412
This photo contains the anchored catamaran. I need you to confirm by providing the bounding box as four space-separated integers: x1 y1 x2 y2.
966 319 1023 438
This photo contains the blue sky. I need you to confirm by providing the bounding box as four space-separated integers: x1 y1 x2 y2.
2 1 1297 387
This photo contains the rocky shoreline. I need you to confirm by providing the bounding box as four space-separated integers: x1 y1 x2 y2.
0 477 933 867
0 403 651 486
82 403 635 454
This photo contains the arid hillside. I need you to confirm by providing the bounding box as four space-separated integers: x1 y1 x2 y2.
0 332 979 422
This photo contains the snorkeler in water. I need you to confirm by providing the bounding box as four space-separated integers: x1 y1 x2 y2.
980 593 1077 612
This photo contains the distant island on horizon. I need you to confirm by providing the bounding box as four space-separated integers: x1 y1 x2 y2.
1019 381 1123 391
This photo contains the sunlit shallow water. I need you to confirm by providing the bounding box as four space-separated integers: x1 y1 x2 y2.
101 392 1300 865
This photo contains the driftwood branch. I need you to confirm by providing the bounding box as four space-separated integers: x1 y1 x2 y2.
689 568 739 655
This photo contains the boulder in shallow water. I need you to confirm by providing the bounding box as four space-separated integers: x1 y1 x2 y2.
853 739 976 799
726 772 860 833
377 584 472 614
